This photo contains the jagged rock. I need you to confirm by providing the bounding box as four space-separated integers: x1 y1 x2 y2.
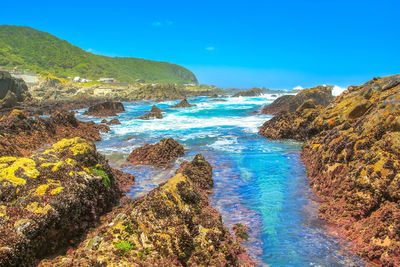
261 85 334 114
107 118 121 125
233 88 263 97
127 138 185 167
39 155 253 266
0 138 127 266
0 71 30 109
171 99 195 108
233 223 250 241
259 74 400 265
136 105 163 120
101 119 108 124
0 109 109 157
83 101 125 117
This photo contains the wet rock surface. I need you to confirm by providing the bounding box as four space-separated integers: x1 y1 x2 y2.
0 138 126 266
261 85 334 115
127 138 185 167
0 110 109 157
107 118 121 125
136 105 163 120
83 101 125 117
171 98 196 108
39 154 253 266
260 74 400 265
0 71 30 109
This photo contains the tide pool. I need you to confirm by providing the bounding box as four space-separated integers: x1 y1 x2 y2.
76 95 364 266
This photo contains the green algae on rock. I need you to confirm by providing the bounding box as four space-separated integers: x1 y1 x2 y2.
39 154 254 266
0 137 124 266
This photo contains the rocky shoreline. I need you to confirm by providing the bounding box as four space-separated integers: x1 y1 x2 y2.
259 75 400 266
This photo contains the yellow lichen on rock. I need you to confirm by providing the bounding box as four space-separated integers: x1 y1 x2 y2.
51 137 95 156
35 184 50 196
25 202 53 214
0 158 39 186
50 186 64 195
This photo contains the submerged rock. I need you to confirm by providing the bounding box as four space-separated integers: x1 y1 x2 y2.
83 101 125 117
232 87 263 97
261 85 334 114
0 71 30 109
127 138 185 167
0 110 109 157
171 98 196 108
0 138 127 266
39 154 253 266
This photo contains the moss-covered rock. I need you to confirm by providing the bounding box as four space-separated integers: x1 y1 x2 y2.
0 137 124 266
39 154 253 266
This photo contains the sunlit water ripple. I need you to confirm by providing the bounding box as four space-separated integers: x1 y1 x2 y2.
76 94 365 266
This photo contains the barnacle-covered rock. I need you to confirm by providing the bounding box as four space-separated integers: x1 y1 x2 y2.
0 137 126 266
39 154 253 266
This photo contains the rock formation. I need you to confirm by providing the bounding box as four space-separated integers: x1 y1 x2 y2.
136 105 163 120
0 109 109 157
0 138 129 266
39 155 253 266
259 74 400 265
0 71 30 109
171 98 196 108
261 85 334 115
107 118 121 125
83 101 125 117
233 87 263 97
127 138 185 167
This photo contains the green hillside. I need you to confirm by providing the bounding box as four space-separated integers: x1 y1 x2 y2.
0 25 198 84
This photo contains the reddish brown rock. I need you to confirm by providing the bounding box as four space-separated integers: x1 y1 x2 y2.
260 74 400 265
83 101 125 117
136 105 163 120
127 138 185 167
171 98 195 108
0 109 109 157
39 155 254 266
107 118 121 125
261 85 334 115
233 87 263 97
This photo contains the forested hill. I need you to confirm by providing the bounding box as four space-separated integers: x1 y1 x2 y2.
0 25 198 84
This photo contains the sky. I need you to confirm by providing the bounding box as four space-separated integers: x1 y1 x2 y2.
1 0 399 89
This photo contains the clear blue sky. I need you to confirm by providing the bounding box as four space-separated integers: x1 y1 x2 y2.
1 0 399 88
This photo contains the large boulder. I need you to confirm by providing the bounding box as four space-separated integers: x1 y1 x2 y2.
0 71 30 109
232 87 263 97
261 85 334 114
0 138 124 266
83 101 125 117
39 155 253 266
170 98 195 108
127 138 185 167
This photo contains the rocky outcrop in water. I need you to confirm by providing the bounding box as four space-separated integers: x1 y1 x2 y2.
259 100 323 141
233 87 263 97
127 138 185 167
136 105 163 120
0 71 30 109
83 101 125 117
107 118 121 125
0 138 127 266
171 98 195 108
39 154 253 266
0 109 109 157
259 74 400 265
261 85 334 115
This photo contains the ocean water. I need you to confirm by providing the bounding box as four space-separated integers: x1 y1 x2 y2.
76 95 364 266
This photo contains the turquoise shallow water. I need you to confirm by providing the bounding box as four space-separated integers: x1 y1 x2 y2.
76 95 364 266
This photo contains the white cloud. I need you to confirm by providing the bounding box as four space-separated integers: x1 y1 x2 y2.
152 20 173 27
152 21 162 27
87 48 93 52
293 86 303 90
332 85 347 96
205 46 215 51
